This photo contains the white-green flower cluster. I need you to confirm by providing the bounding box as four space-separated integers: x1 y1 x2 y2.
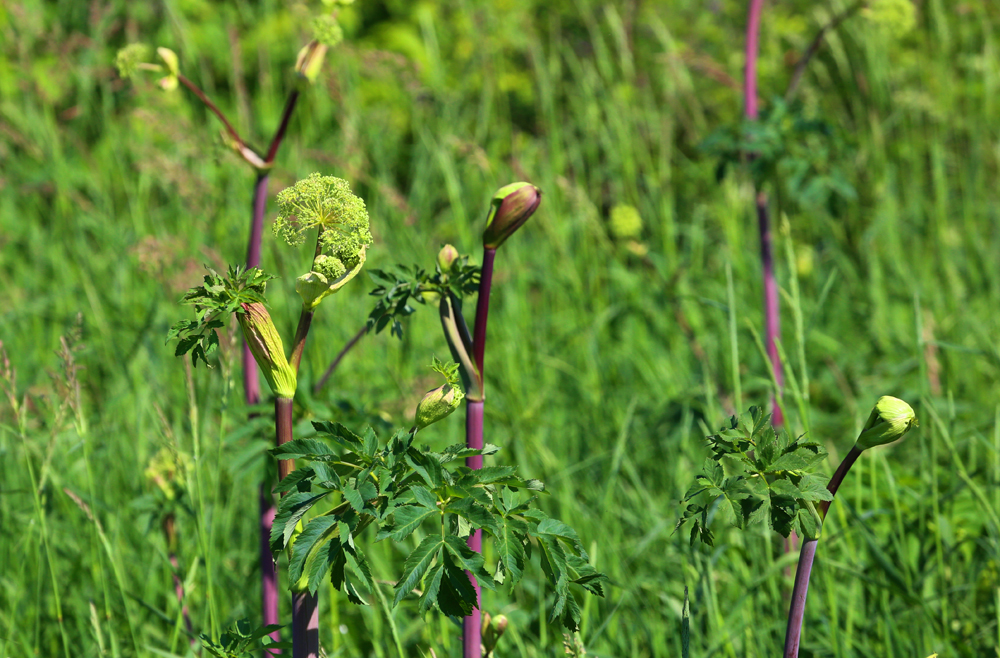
274 173 373 308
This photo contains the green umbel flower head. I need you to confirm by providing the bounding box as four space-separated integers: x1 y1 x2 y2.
115 44 151 79
414 359 465 430
238 302 297 398
275 173 373 309
482 182 541 249
855 396 918 451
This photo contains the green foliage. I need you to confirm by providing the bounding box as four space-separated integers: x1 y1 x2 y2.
270 422 606 630
367 250 480 338
677 407 833 544
199 619 290 658
166 266 276 368
701 99 856 212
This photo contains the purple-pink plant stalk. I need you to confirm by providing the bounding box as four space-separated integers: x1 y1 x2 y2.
463 246 494 658
243 89 301 647
783 445 861 657
743 0 784 428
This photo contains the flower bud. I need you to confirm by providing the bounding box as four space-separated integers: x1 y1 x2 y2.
238 302 297 398
482 182 541 249
437 244 459 271
156 47 179 91
414 380 464 430
296 247 368 310
854 396 918 451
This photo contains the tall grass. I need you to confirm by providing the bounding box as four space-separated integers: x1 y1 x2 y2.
2 0 1000 656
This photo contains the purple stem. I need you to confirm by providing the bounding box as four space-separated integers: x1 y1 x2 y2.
472 249 496 375
463 248 495 658
758 195 784 428
292 593 319 658
463 401 485 658
744 0 784 426
244 172 282 645
782 445 863 657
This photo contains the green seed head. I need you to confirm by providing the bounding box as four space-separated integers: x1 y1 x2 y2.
414 359 465 430
311 15 344 47
855 396 918 451
237 302 297 398
482 182 541 249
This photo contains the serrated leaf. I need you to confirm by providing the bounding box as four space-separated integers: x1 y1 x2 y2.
445 498 502 539
271 439 338 461
388 505 439 542
393 535 444 606
416 562 445 613
410 486 438 510
443 535 495 591
406 451 445 488
272 467 316 495
438 553 478 617
536 517 587 558
288 516 338 583
311 421 363 451
796 474 834 502
362 427 379 457
270 491 330 553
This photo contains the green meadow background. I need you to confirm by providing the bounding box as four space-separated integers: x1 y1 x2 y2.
2 0 1000 656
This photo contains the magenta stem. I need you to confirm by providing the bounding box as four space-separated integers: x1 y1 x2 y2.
463 247 495 658
743 0 784 427
463 400 485 658
782 445 863 657
758 194 784 427
744 0 764 121
472 248 496 375
266 91 300 165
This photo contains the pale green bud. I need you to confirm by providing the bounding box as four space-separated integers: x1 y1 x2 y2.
414 359 465 430
437 244 459 271
238 302 297 398
483 182 541 249
156 47 179 91
296 247 368 310
414 381 464 430
295 41 329 85
854 396 918 451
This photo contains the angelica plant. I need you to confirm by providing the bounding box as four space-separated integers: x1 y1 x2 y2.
119 17 345 634
678 397 918 657
364 184 541 657
170 172 371 658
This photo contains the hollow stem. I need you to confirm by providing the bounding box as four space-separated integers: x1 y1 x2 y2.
782 445 863 657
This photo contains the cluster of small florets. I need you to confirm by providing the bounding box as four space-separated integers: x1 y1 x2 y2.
274 173 373 277
115 43 151 80
312 15 344 47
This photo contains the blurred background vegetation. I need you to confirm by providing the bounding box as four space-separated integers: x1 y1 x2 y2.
2 0 1000 656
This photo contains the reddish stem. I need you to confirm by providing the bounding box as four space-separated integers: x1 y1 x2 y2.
464 401 485 658
177 73 248 151
266 91 300 165
472 249 496 375
783 445 863 657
